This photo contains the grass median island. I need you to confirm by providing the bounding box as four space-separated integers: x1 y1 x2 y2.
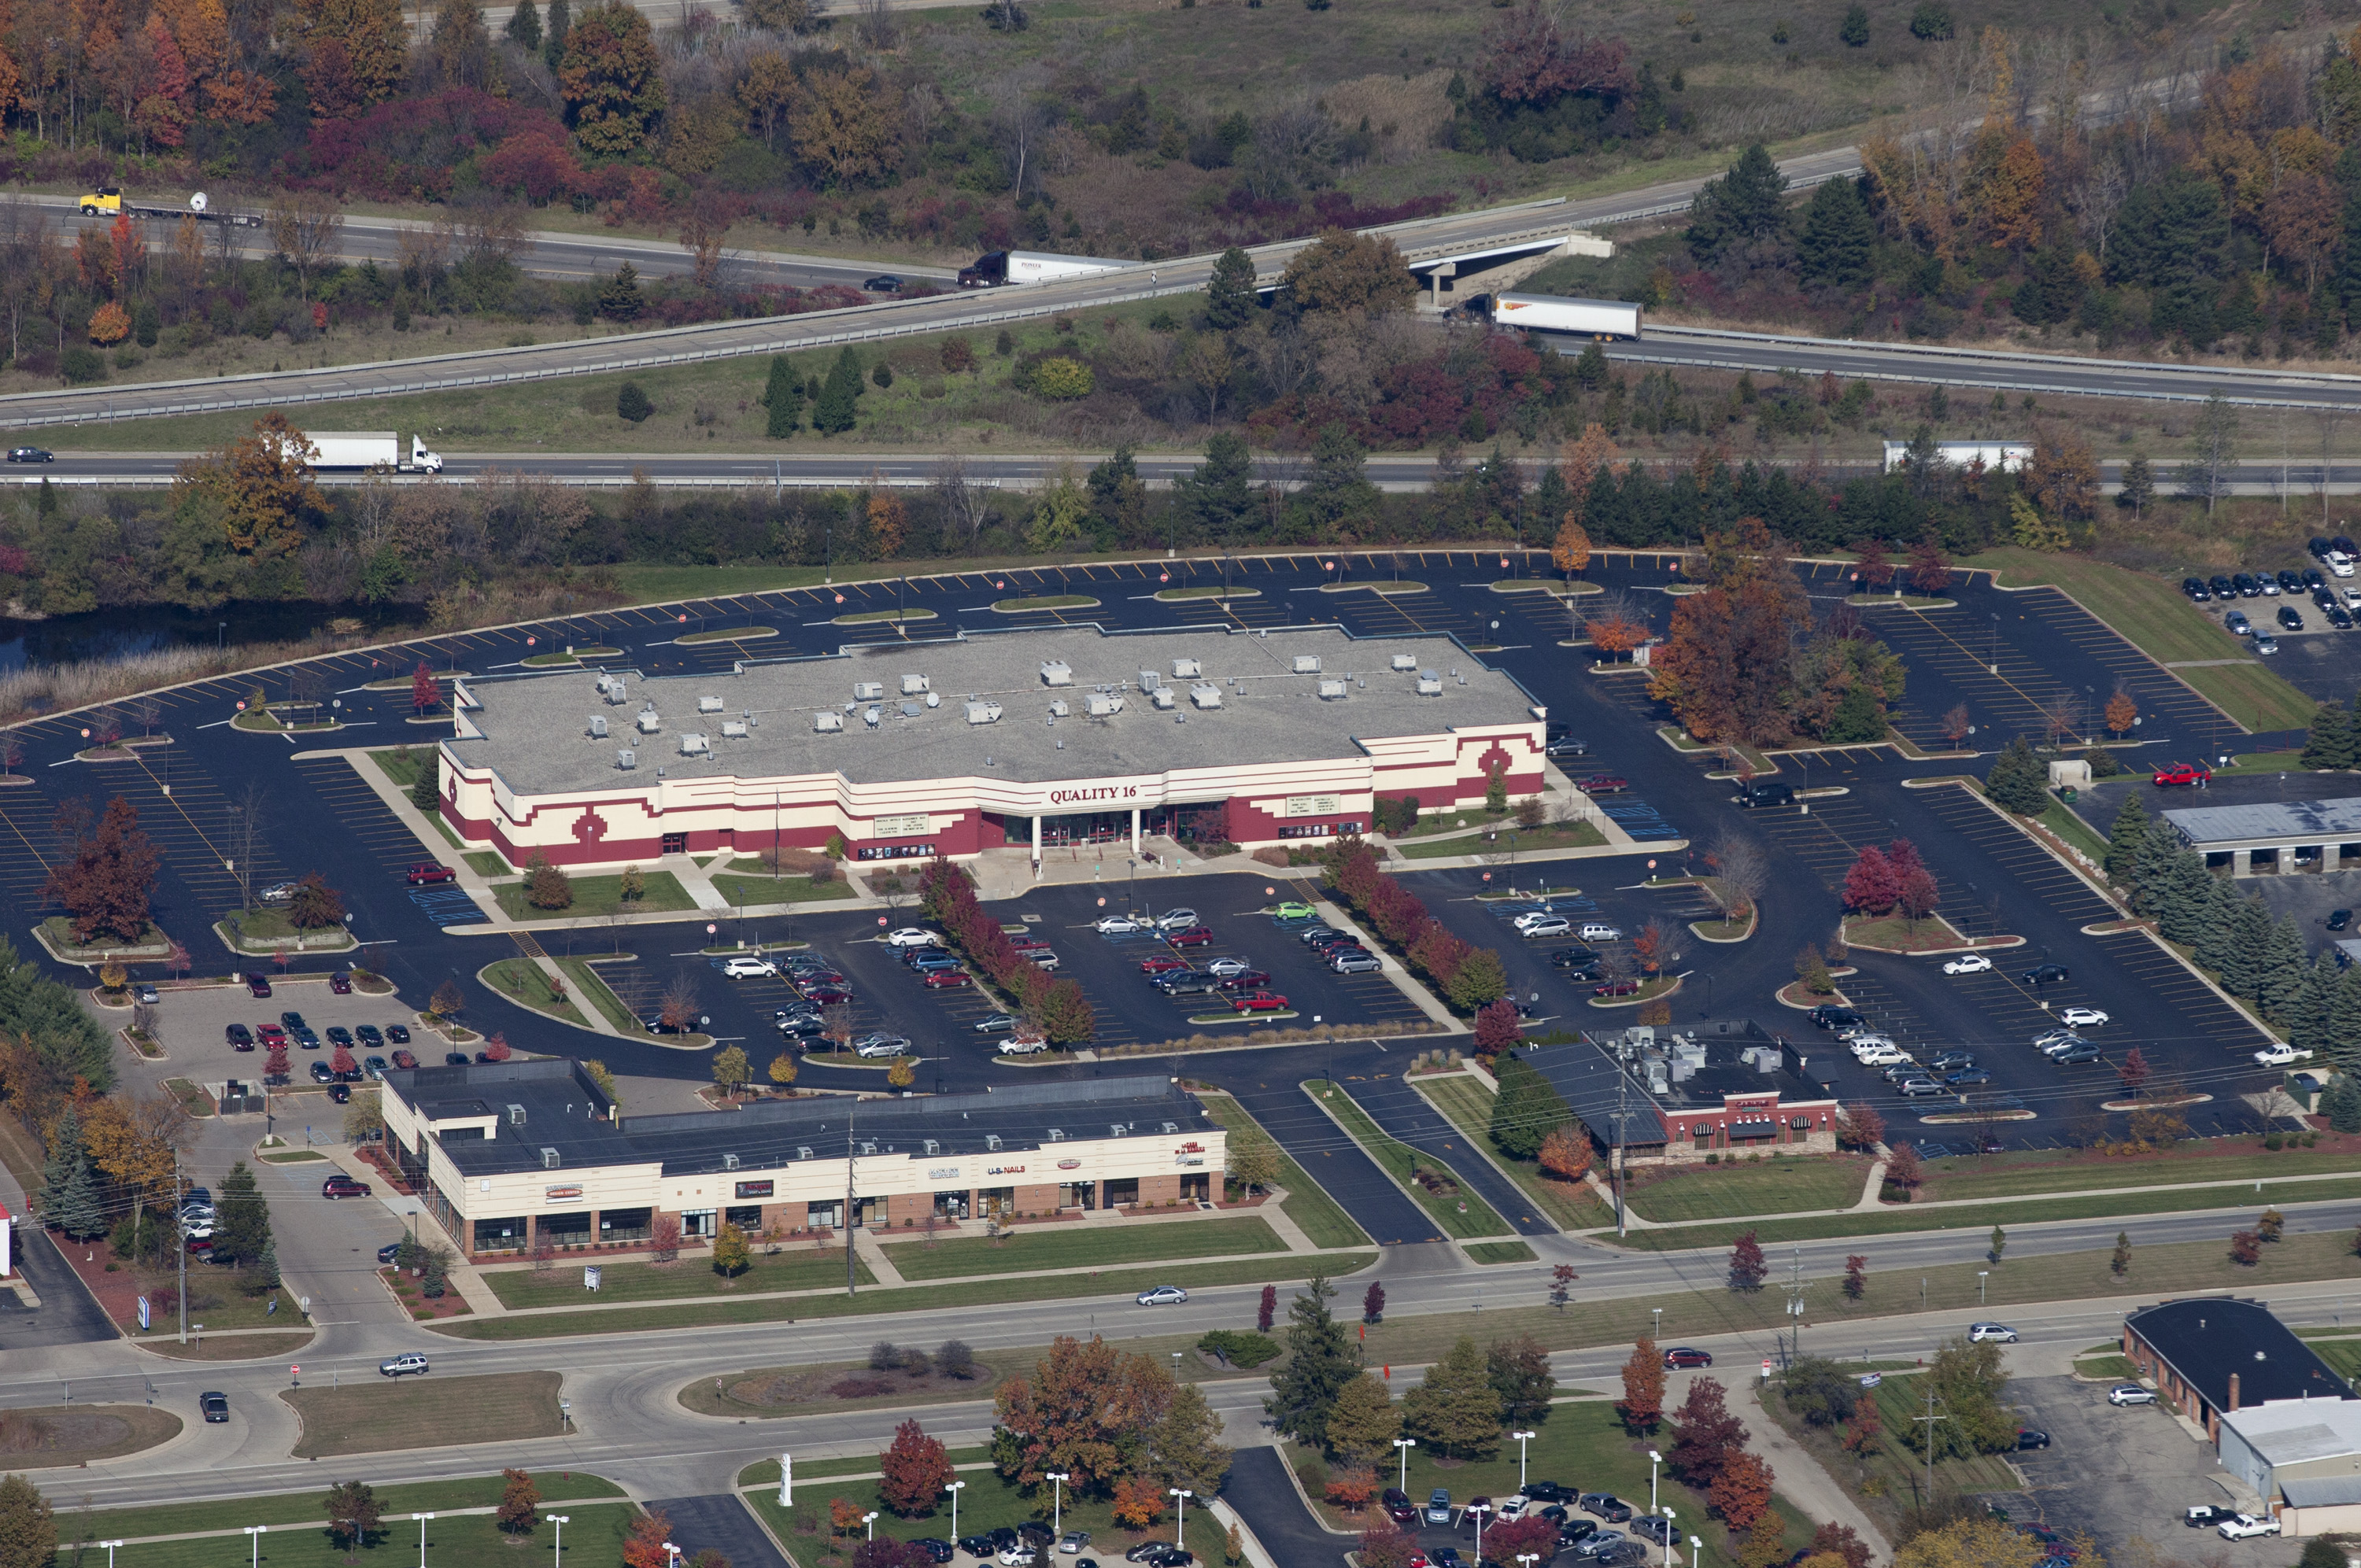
1413 1074 1612 1229
1916 1141 2361 1202
478 958 589 1028
1193 1093 1370 1251
1394 817 1607 858
0 1404 180 1469
72 1474 630 1542
2038 798 2112 864
1155 584 1261 601
676 625 781 644
484 1249 873 1308
741 1449 991 1488
554 957 639 1033
493 870 695 922
428 1253 1377 1341
1314 1082 1513 1240
878 1213 1289 1282
1622 1154 1871 1223
992 593 1100 611
1468 1240 1538 1264
282 1371 566 1459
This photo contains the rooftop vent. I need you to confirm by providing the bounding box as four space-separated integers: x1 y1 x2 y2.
507 1104 527 1125
862 707 882 728
540 1146 560 1169
636 709 662 734
720 719 748 738
1109 1123 1129 1138
1293 655 1322 673
698 695 724 714
985 1134 1003 1151
795 1145 812 1160
1189 682 1223 710
1047 1127 1065 1142
1086 692 1124 718
587 714 608 739
1161 1121 1179 1134
1391 653 1418 671
616 749 637 769
678 732 710 755
1416 671 1443 695
1040 660 1073 687
1317 678 1348 700
814 711 844 733
722 1153 741 1171
901 673 930 695
1139 670 1162 693
1048 699 1070 718
1172 657 1202 679
853 681 885 701
965 699 1003 725
900 701 923 718
859 1140 878 1156
1151 688 1176 709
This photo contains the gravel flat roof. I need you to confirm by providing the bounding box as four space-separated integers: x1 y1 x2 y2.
2162 796 2361 846
453 624 1539 796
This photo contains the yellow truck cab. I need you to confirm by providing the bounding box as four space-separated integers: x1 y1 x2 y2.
77 186 123 216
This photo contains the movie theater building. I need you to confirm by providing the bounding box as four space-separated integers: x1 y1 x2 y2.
379 1059 1229 1255
436 625 1546 868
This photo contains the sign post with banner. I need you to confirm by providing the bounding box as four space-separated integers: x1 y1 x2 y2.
138 1296 150 1331
584 1265 602 1291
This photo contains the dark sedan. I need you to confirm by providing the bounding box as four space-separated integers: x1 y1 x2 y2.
862 274 905 293
1662 1346 1713 1367
6 447 52 463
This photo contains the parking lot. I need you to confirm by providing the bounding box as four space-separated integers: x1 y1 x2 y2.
146 971 428 1092
1997 1375 2298 1562
2185 568 2361 708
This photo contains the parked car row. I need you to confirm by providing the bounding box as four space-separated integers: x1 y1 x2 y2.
772 950 855 1040
1395 1481 1655 1562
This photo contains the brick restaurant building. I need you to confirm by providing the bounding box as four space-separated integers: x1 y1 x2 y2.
380 1059 1229 1256
434 624 1547 867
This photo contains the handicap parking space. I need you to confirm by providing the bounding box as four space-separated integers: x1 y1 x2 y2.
408 885 490 925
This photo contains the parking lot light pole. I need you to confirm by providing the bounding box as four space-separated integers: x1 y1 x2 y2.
1692 1533 1704 1568
1393 1437 1417 1493
101 1541 122 1568
1170 1489 1192 1549
547 1516 568 1568
661 1545 678 1568
1978 1271 1988 1304
1512 1430 1536 1489
1662 1509 1678 1568
243 1528 264 1568
945 1481 965 1537
1047 1472 1069 1537
413 1515 433 1568
1648 1449 1662 1515
1469 1502 1492 1559
862 1514 878 1542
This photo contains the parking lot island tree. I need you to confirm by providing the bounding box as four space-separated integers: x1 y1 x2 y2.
1323 1371 1400 1465
1267 1275 1357 1450
1619 1337 1667 1432
42 795 161 946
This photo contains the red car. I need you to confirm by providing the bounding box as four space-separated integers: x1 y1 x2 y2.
1217 970 1273 994
801 983 853 1005
1578 775 1631 794
1139 955 1189 975
1663 1346 1714 1368
406 862 456 885
1230 991 1291 1013
1166 926 1214 948
256 1023 287 1045
1593 977 1642 997
922 969 972 989
390 1050 419 1069
246 972 272 998
328 972 353 994
320 1174 371 1199
2153 761 2212 787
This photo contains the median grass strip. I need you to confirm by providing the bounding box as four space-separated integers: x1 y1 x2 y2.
1621 1154 1872 1224
992 594 1100 611
493 871 696 922
1468 1241 1538 1264
88 1507 632 1568
281 1371 565 1459
740 1449 991 1488
1412 1074 1612 1229
878 1214 1289 1282
709 873 859 907
482 1249 874 1309
71 1474 628 1543
1394 817 1607 858
1310 1081 1513 1240
554 957 639 1034
478 957 588 1028
1916 1142 2361 1203
1194 1092 1370 1251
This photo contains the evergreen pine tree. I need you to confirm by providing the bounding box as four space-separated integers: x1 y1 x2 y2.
38 1105 85 1212
1985 736 2049 814
1687 143 1790 262
2103 794 2149 883
2289 954 2340 1053
812 347 863 435
1205 247 1258 330
541 0 569 68
2300 703 2355 770
2320 1073 2361 1132
2330 970 2361 1072
1839 2 1870 44
2117 454 2156 517
2260 914 2307 1020
505 0 542 50
1798 178 1875 292
2152 847 2216 945
763 356 800 438
597 262 642 321
46 1147 105 1239
2130 814 2178 917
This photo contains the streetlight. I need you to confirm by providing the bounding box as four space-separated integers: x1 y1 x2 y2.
1647 1450 1662 1516
661 1548 678 1568
1662 1509 1678 1568
861 1514 878 1542
1511 1430 1537 1489
548 1516 569 1568
1169 1489 1192 1548
1978 1270 1988 1305
412 1515 434 1568
1469 1501 1493 1560
243 1529 264 1568
944 1481 965 1538
101 1543 123 1568
1652 1307 1663 1342
1392 1437 1417 1494
1692 1535 1705 1568
1046 1473 1070 1537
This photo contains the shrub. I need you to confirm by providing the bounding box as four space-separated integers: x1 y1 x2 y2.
1032 357 1094 400
59 345 106 384
617 382 653 422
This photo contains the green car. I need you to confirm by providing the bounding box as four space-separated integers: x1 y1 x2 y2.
1273 901 1317 920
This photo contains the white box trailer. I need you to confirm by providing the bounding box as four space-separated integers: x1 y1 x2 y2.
304 432 445 473
956 249 1131 287
1492 293 1644 339
1880 440 2031 474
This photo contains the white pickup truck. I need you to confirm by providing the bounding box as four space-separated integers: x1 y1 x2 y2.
2254 1044 2315 1067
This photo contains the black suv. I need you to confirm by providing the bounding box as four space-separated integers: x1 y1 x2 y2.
1809 1004 1863 1028
1735 780 1794 808
1521 1481 1577 1503
2182 577 2211 601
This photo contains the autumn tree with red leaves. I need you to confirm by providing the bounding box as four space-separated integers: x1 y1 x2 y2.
878 1419 954 1515
1709 1450 1776 1531
1668 1376 1745 1486
1841 846 1897 915
1834 1101 1885 1151
1620 1337 1668 1432
1727 1229 1768 1291
43 795 162 944
623 1510 674 1568
1480 2 1634 104
412 660 441 715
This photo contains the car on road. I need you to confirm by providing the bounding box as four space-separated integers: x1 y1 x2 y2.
721 956 778 979
922 968 973 989
321 1174 372 1199
1663 1346 1713 1367
246 972 272 998
379 1353 430 1378
406 862 456 884
1136 1285 1188 1306
1095 916 1142 934
2153 762 2212 787
2185 1507 2239 1528
6 446 52 463
1970 1323 2019 1343
2108 1384 2158 1406
2058 1007 2109 1028
2020 963 2071 984
885 927 940 946
1230 991 1291 1013
1334 951 1382 973
996 1037 1050 1056
2218 1516 2281 1540
1942 954 1993 976
201 1391 229 1422
390 1049 418 1068
2016 1428 2050 1449
862 274 904 292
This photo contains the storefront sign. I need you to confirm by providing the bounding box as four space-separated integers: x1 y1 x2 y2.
733 1179 774 1200
985 1165 1026 1176
1047 784 1143 806
545 1185 584 1203
873 814 929 837
1177 1142 1205 1153
1284 795 1343 817
927 1167 962 1181
584 1266 602 1290
1056 1158 1081 1170
1176 1156 1205 1167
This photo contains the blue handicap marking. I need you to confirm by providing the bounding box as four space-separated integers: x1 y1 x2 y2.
1600 799 1681 840
409 887 490 925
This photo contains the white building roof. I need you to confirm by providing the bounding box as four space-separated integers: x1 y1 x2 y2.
2222 1399 2361 1465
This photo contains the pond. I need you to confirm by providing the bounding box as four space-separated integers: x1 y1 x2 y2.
0 601 427 671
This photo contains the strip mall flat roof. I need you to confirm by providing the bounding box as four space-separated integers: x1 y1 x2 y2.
2163 797 2361 847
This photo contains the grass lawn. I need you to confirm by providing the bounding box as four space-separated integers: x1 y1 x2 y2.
709 873 859 908
2075 1352 2140 1379
1623 1156 1872 1224
478 957 589 1028
2219 748 2308 774
1758 1368 2018 1544
1468 1241 1538 1264
493 871 696 922
260 1149 327 1163
1839 913 1973 952
2178 662 2319 735
1395 818 1607 858
72 1475 628 1543
1194 1093 1370 1251
161 1078 213 1119
2039 799 2113 865
1916 1142 2361 1202
430 1253 1376 1341
483 1249 874 1308
121 1280 301 1335
1413 1075 1613 1229
740 1449 991 1488
1968 548 2255 666
878 1214 1289 1282
2305 1339 2361 1382
677 625 781 644
461 851 509 878
366 750 467 851
553 957 640 1033
85 1506 634 1568
746 1459 1167 1563
281 1371 564 1459
1315 1083 1513 1240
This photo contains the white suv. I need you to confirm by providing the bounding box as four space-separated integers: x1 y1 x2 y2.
1579 922 1623 943
721 956 778 979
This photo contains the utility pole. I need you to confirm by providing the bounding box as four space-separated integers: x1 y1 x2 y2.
844 1101 859 1297
1783 1245 1809 1365
1613 1046 1631 1238
176 1149 187 1345
1913 1386 1949 1506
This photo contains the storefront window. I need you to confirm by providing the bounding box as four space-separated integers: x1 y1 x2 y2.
538 1210 592 1245
1102 1178 1140 1208
806 1201 842 1230
473 1216 526 1252
976 1186 1015 1217
933 1190 970 1219
599 1207 652 1242
682 1209 717 1238
725 1205 764 1230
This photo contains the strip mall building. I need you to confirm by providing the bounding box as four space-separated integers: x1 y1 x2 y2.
437 625 1547 867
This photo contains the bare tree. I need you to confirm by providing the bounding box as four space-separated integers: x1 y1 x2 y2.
989 79 1051 200
2041 692 2088 747
1940 703 1972 749
1704 831 1768 924
2315 409 2344 523
266 192 345 301
855 0 896 47
659 975 702 1031
226 780 268 910
207 186 253 275
930 454 991 548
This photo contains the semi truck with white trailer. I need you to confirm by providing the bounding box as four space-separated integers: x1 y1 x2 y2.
74 188 262 226
303 433 445 473
955 249 1132 288
1491 293 1644 339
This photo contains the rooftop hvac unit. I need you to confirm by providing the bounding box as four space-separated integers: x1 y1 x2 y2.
1040 659 1073 687
1189 682 1223 709
587 714 608 738
617 749 637 769
720 720 748 739
859 1141 878 1156
795 1146 812 1160
1160 1121 1179 1134
637 710 662 734
922 1139 940 1155
1047 1127 1065 1142
862 707 882 728
722 1153 740 1171
678 733 710 755
1048 699 1070 718
540 1147 560 1169
900 701 923 718
1391 653 1418 671
604 678 627 705
698 695 724 714
1416 671 1443 695
595 673 615 694
1108 1123 1129 1138
1086 692 1124 717
853 681 885 701
1151 688 1176 709
1172 657 1202 678
814 711 844 732
508 1104 527 1126
901 673 929 695
924 691 940 709
965 699 1003 725
1138 669 1162 693
1317 678 1348 700
985 1134 1003 1151
1293 655 1321 673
